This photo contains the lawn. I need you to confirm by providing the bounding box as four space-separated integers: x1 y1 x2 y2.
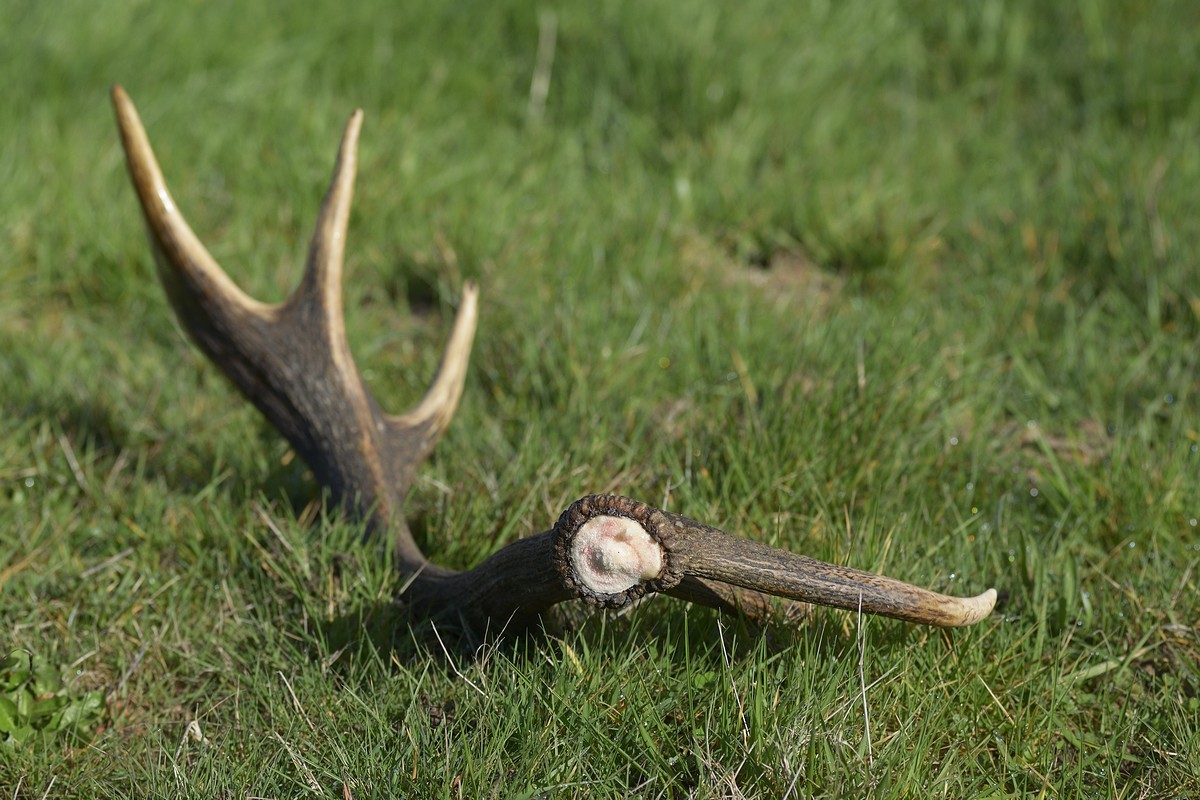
2 0 1198 796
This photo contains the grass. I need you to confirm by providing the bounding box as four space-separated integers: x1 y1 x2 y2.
2 0 1199 796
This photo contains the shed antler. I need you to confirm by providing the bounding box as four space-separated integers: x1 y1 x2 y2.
111 85 997 631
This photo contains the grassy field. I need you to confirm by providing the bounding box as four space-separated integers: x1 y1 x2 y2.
3 0 1199 796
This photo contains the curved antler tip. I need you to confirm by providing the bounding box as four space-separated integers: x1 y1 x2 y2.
111 84 139 130
388 280 480 439
951 587 998 627
112 84 269 324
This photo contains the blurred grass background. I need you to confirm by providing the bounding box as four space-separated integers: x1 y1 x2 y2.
2 0 1198 796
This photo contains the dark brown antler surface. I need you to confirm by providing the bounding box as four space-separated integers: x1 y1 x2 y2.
112 85 997 632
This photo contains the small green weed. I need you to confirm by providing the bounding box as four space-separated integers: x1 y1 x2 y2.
0 650 105 749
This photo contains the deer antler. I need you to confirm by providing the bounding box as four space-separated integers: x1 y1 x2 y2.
111 85 997 632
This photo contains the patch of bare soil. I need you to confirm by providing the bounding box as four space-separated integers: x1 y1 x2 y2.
1000 417 1111 480
679 232 845 310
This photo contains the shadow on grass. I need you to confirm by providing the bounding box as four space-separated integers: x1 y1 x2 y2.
20 380 327 511
302 583 917 680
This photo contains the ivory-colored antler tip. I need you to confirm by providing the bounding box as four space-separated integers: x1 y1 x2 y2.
111 85 136 120
956 587 999 626
388 277 480 436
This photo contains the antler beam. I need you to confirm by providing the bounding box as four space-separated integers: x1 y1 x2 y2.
111 85 997 632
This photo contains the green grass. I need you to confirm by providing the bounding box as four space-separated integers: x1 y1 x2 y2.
3 0 1199 796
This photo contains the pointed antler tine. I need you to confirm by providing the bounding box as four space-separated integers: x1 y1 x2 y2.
673 513 999 627
110 85 270 324
681 520 998 627
389 281 479 456
296 109 364 321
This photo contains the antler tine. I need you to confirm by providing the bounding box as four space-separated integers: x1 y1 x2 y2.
387 282 479 467
675 523 998 626
111 85 274 328
293 107 362 372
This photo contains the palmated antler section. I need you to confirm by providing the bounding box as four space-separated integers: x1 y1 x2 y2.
113 86 997 632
